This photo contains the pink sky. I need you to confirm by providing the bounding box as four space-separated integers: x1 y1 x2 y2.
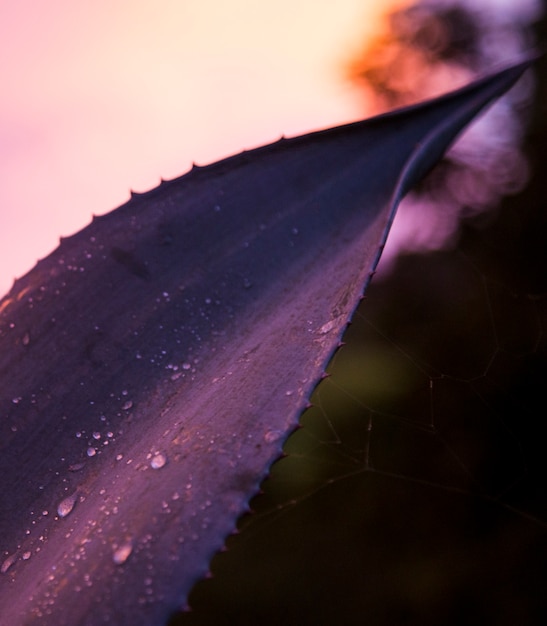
0 0 411 297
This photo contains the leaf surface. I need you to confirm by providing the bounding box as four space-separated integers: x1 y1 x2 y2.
0 58 533 625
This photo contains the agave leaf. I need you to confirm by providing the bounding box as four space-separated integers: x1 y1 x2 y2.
0 58 533 624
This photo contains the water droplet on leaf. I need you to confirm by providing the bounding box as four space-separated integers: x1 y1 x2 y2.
112 541 133 565
57 492 78 518
264 430 284 444
1 553 17 574
150 452 167 469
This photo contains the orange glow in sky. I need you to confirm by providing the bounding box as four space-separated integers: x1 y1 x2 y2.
0 0 409 297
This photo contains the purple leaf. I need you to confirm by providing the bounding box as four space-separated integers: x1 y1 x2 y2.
0 58 534 625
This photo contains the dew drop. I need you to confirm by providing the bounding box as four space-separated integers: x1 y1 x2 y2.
1 553 17 574
264 430 284 444
87 447 96 457
57 492 78 518
22 551 31 561
112 541 133 565
150 452 167 469
318 319 336 335
122 400 133 411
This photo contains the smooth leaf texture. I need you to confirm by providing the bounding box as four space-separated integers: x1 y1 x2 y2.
0 58 533 625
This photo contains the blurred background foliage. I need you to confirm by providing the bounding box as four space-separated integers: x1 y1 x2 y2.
172 1 547 624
